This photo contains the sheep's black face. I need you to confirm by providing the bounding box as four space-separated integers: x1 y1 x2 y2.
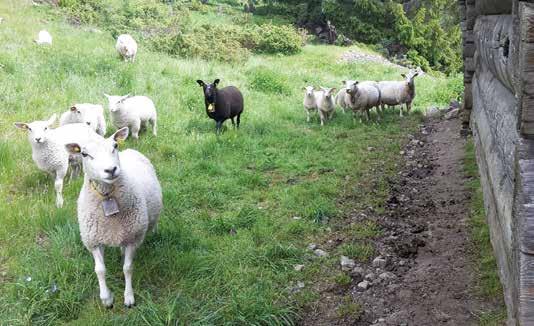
197 78 220 105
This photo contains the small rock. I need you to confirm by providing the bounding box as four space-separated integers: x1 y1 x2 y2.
357 280 370 290
367 146 375 151
308 243 318 251
294 264 305 271
25 276 32 282
379 272 396 280
425 107 441 118
292 216 302 220
445 108 460 120
297 281 305 289
365 273 376 281
314 249 328 257
372 256 387 268
340 256 355 271
399 150 405 155
399 260 406 266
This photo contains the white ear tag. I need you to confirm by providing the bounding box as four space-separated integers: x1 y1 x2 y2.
102 197 120 217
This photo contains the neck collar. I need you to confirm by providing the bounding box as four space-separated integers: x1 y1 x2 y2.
90 179 115 198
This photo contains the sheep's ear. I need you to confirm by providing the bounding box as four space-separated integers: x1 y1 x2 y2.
112 127 129 142
103 93 110 99
118 94 131 103
213 79 220 86
302 87 306 91
330 88 337 94
65 143 81 155
70 106 77 112
14 122 29 130
401 73 407 78
341 80 346 86
196 80 205 87
47 114 57 126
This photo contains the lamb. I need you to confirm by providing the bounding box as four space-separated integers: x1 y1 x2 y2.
302 86 318 123
346 81 381 122
35 30 52 45
377 68 422 117
104 94 157 139
196 79 244 134
115 34 138 62
60 103 107 136
64 127 162 308
315 87 337 126
335 80 357 114
14 114 96 208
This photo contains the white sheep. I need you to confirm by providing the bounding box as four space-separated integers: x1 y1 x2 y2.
64 127 162 308
104 94 157 139
115 34 138 62
346 81 381 122
302 86 318 123
14 114 96 208
35 30 52 45
316 87 337 126
378 68 422 117
60 103 107 136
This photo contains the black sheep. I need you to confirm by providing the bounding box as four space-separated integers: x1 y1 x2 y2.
196 79 244 134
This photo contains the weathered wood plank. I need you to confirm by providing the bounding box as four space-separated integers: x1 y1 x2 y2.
519 2 534 136
476 0 512 15
474 15 515 92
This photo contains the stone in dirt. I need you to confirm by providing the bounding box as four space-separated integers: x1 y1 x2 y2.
314 249 328 257
357 280 370 290
308 243 318 251
425 107 441 118
445 108 460 120
372 256 387 268
340 256 355 270
294 264 304 271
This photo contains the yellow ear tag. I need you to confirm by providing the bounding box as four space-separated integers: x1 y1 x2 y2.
74 147 80 153
208 104 215 112
117 139 125 146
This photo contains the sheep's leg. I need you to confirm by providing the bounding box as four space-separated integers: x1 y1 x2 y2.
406 102 412 114
216 121 223 134
151 117 157 136
92 246 113 308
399 105 404 118
54 170 66 208
131 120 141 139
231 117 235 127
319 110 325 126
236 114 241 128
123 244 136 308
306 110 311 123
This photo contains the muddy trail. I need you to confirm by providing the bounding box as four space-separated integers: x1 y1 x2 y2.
301 116 500 325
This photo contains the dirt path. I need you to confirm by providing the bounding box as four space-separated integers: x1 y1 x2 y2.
301 116 497 325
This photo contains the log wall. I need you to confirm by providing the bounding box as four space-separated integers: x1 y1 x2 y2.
460 0 534 324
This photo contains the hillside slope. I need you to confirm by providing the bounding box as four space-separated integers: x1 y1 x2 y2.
0 1 461 324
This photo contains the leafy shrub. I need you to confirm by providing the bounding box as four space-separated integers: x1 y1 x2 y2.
255 24 303 55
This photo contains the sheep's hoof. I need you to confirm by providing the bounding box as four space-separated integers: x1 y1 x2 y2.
124 295 135 308
101 293 114 308
124 303 135 309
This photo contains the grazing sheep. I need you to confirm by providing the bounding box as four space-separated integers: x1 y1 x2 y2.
60 103 107 136
316 87 337 126
65 127 162 308
115 34 137 62
14 114 96 208
346 81 381 122
104 94 157 139
302 86 318 123
335 80 358 114
378 68 421 117
35 30 52 45
196 79 244 134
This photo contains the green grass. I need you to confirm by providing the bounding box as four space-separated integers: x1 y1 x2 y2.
0 1 461 324
464 140 507 325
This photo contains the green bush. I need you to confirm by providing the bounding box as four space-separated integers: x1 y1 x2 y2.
255 24 303 55
248 67 290 95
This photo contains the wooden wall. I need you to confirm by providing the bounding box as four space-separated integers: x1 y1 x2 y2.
460 0 534 324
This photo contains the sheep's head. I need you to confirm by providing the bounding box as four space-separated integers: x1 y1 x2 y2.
303 86 315 97
65 127 128 184
104 93 130 113
197 79 220 107
345 81 359 95
320 87 336 100
402 67 422 87
14 114 56 145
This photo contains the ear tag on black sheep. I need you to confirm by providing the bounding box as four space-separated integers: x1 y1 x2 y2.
102 197 120 217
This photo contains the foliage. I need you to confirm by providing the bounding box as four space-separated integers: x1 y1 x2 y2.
260 0 462 74
58 0 304 62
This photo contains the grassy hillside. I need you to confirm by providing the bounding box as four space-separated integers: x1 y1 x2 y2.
0 1 461 324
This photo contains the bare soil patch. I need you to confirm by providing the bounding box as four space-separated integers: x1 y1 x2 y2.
300 116 501 325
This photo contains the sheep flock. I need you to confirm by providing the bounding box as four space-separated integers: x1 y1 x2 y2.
14 30 424 309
